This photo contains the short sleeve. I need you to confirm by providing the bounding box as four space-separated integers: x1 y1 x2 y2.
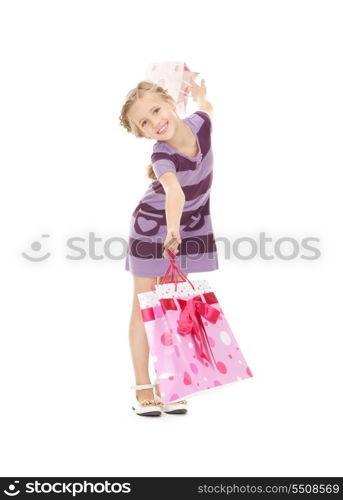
194 110 212 134
151 152 177 180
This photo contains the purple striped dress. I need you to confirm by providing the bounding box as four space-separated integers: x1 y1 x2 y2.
125 110 219 277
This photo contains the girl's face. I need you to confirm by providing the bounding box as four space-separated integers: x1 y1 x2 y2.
127 92 178 140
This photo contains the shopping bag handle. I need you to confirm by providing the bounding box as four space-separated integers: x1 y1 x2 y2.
160 249 186 284
160 253 179 287
160 249 195 290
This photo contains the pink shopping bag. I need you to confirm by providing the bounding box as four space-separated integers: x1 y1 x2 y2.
137 251 253 403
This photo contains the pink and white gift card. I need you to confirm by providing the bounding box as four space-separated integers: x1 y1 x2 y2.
144 61 199 114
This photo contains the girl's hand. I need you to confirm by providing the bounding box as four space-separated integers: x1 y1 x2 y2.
163 227 181 259
189 78 207 104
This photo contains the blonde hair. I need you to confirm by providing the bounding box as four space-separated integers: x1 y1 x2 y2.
119 80 176 181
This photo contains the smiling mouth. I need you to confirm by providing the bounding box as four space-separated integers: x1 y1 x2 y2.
157 122 168 135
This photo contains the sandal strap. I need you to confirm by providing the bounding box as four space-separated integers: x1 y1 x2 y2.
139 399 163 407
130 383 154 390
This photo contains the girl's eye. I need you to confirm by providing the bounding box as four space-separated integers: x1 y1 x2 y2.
142 108 160 127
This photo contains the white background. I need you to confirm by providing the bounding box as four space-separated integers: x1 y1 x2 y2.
0 0 342 477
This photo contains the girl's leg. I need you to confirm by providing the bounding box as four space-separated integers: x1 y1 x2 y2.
154 272 188 398
129 275 158 403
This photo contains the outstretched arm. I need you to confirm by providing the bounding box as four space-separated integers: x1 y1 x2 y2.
189 78 213 116
158 172 185 259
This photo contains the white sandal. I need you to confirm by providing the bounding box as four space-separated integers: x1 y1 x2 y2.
130 383 163 417
153 380 188 414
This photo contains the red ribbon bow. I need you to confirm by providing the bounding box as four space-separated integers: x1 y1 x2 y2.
177 295 220 366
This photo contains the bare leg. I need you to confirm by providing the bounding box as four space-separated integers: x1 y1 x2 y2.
129 275 158 403
154 272 188 398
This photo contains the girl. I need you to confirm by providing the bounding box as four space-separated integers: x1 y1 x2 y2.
119 78 219 416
